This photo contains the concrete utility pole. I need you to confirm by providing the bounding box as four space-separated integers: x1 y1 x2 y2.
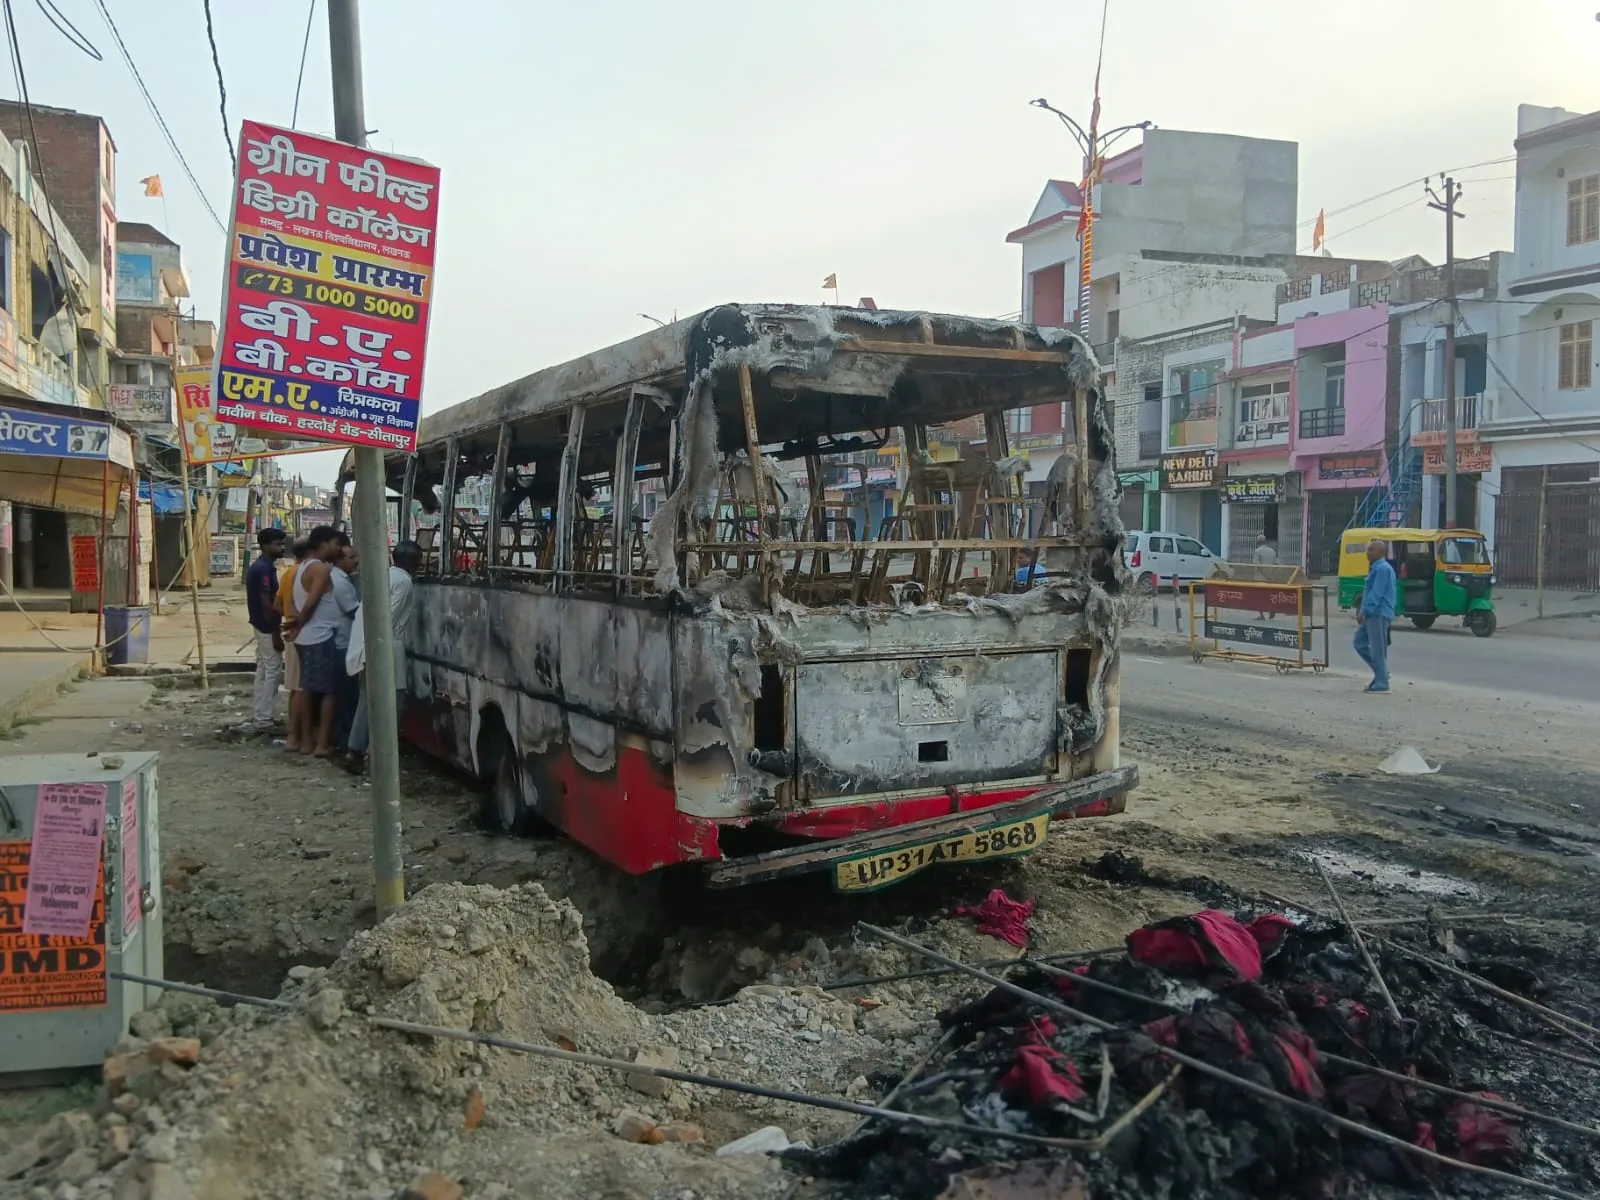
1427 175 1464 527
328 0 405 918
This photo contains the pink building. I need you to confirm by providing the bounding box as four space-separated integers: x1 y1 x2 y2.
1288 305 1396 574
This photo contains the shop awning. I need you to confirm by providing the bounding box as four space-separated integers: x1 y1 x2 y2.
0 400 134 519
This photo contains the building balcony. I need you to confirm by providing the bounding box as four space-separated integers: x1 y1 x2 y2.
1418 394 1479 434
1298 407 1346 440
1138 429 1161 460
1167 417 1217 449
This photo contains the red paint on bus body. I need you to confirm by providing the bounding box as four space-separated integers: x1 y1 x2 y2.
401 697 1115 876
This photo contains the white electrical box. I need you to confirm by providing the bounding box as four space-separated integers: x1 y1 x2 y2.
0 752 163 1074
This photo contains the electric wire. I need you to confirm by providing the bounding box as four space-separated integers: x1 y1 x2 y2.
91 0 227 233
202 0 234 174
291 0 317 127
32 0 98 58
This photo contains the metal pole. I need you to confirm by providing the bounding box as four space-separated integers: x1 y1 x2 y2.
1536 466 1548 620
330 0 405 918
1443 178 1458 528
181 462 209 690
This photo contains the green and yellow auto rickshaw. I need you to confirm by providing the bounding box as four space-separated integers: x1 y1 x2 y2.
1337 527 1498 637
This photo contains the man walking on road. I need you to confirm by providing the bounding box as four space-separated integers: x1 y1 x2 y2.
1353 537 1396 693
246 528 288 732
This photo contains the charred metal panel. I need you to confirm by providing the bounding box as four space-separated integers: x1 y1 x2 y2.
408 581 678 784
794 652 1058 800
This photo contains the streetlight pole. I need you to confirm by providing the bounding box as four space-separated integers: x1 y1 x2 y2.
1030 98 1150 341
328 0 406 918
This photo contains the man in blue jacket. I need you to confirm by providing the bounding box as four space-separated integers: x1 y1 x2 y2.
1353 538 1396 693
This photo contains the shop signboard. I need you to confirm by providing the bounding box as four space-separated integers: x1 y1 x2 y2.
1317 453 1381 481
1220 476 1284 504
1423 443 1493 475
1159 449 1218 490
107 384 173 425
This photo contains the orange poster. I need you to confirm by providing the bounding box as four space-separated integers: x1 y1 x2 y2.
0 841 108 1012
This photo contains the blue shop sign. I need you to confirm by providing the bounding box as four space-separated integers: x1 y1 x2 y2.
0 404 124 462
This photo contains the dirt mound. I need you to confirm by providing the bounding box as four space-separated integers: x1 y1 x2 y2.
7 883 807 1200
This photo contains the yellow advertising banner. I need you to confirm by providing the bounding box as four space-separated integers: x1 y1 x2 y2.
175 365 327 466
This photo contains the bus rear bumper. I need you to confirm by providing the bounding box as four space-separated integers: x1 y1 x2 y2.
703 764 1137 889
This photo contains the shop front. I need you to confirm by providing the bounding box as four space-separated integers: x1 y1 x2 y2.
0 400 138 610
1303 451 1383 575
1220 468 1303 565
1159 449 1222 554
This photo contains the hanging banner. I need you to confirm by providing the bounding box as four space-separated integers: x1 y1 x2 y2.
175 364 329 465
214 120 440 453
0 405 133 469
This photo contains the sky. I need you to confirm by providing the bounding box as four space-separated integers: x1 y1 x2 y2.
9 0 1598 487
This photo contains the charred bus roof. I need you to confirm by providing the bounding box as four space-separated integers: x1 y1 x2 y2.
358 303 1100 492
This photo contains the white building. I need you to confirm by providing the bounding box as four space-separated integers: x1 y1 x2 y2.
1478 104 1600 589
1005 129 1299 534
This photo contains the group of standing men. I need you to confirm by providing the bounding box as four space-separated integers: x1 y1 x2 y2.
244 525 421 765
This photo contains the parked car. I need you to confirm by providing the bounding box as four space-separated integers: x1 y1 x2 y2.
1123 530 1218 590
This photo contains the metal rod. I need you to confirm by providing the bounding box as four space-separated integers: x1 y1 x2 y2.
109 970 293 1010
856 924 1591 1200
1314 860 1402 1022
820 944 1124 993
181 462 208 690
329 0 404 918
1317 1050 1600 1143
370 1016 1114 1151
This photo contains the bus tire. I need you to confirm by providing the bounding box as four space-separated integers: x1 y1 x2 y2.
478 718 533 835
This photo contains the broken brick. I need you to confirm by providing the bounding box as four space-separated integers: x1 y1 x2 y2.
613 1110 664 1144
103 1052 158 1097
463 1086 485 1131
146 1037 201 1067
659 1122 704 1144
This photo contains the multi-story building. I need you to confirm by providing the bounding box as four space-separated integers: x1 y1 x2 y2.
1006 128 1300 537
0 124 140 601
1477 103 1600 588
0 102 117 407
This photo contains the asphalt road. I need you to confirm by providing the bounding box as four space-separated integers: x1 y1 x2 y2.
1330 617 1600 703
1142 610 1600 705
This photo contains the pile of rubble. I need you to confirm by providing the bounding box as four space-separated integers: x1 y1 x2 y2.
806 907 1600 1199
2 882 936 1200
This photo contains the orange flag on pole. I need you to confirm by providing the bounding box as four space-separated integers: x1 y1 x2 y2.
141 175 163 198
1311 208 1327 252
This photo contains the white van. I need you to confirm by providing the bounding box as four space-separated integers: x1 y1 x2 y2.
1123 530 1218 589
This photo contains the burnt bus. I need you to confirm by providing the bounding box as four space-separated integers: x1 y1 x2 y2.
346 303 1136 890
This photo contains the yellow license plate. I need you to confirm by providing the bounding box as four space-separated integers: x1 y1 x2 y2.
832 811 1050 893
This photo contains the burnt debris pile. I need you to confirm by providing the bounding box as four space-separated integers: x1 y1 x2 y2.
807 909 1600 1199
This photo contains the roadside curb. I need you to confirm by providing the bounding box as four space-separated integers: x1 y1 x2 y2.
0 653 92 729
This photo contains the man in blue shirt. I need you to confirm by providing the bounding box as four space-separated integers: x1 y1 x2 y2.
247 528 288 731
1014 547 1044 589
1353 537 1396 693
